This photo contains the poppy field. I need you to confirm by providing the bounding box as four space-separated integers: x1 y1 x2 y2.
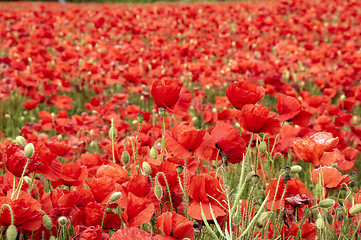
0 0 361 239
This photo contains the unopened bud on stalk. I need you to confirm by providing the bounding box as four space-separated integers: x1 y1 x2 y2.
254 202 261 211
316 214 324 229
336 205 344 215
50 236 56 240
257 211 270 226
15 136 26 147
222 154 228 162
24 143 34 158
330 163 337 168
142 162 152 175
122 150 130 164
290 165 302 173
137 113 144 124
24 176 31 184
6 225 17 240
245 171 256 182
154 185 163 200
89 129 94 137
258 141 267 154
58 216 68 227
109 127 117 141
43 214 53 230
110 192 122 202
158 108 165 116
349 204 361 215
326 212 333 225
150 147 158 159
318 199 335 208
176 165 184 175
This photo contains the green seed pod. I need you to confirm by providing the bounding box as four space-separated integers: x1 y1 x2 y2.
43 214 53 230
245 171 256 182
109 127 117 141
254 202 261 212
258 141 267 154
290 165 302 173
158 108 165 116
50 236 56 240
58 216 68 227
154 185 163 200
349 204 361 215
316 214 324 229
326 212 333 225
122 151 130 165
24 143 34 158
176 165 184 175
336 205 344 215
6 225 17 240
15 136 26 147
318 199 335 208
150 147 158 159
142 162 152 175
137 113 144 124
110 192 122 202
251 174 260 184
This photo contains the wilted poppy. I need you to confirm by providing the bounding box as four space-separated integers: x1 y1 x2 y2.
226 81 265 110
239 104 281 135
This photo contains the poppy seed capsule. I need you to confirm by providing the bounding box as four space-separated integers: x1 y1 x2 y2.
110 192 122 202
158 108 165 116
257 211 270 226
24 143 34 158
43 214 53 230
176 165 184 175
6 225 17 240
155 185 163 200
122 151 130 165
318 199 335 208
349 204 361 215
245 171 256 182
137 113 144 124
254 202 261 211
58 216 68 227
258 141 267 154
109 127 117 141
336 205 344 214
15 136 26 147
142 162 152 175
150 147 158 159
290 165 302 173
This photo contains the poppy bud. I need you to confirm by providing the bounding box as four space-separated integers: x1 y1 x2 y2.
89 129 94 137
258 141 267 154
150 147 158 159
316 214 324 229
315 184 323 198
109 127 117 141
350 173 357 182
349 204 361 215
110 192 122 202
251 174 260 184
245 171 256 182
142 162 152 175
50 236 56 240
176 165 184 175
158 108 165 116
326 212 333 225
57 135 62 140
290 165 302 173
58 216 68 227
15 136 26 147
318 199 335 208
43 214 53 230
222 154 228 162
336 205 344 215
137 113 144 124
257 211 270 226
155 185 163 200
24 143 34 158
24 176 32 184
122 151 130 165
6 225 17 240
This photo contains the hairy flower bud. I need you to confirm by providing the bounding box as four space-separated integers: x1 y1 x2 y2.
58 216 68 227
258 141 267 154
15 136 26 147
290 165 302 173
122 151 130 165
110 192 122 202
316 214 324 229
257 211 270 226
350 204 361 215
318 199 335 209
150 147 158 159
155 185 163 200
43 214 53 230
6 225 17 240
24 143 34 158
142 162 152 175
109 127 117 141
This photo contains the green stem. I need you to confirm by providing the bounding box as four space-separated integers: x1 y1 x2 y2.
101 201 110 229
27 171 36 195
134 122 142 171
184 158 188 218
160 114 166 163
0 204 15 225
12 157 30 200
156 172 173 212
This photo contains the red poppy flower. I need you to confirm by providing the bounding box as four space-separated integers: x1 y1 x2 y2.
277 93 313 126
155 212 194 240
337 147 359 172
52 163 88 188
311 167 350 189
210 121 246 164
239 104 281 135
151 77 191 117
265 177 313 210
71 225 109 240
187 174 226 221
226 81 265 110
48 95 73 110
109 227 153 240
122 192 155 227
5 143 61 181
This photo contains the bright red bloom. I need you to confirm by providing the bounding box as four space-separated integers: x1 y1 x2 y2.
210 122 246 164
311 167 351 189
151 77 181 108
71 225 109 240
265 177 313 210
277 93 313 127
293 132 339 166
122 192 155 227
5 143 61 181
52 163 88 187
155 212 194 240
239 104 281 135
109 227 152 240
187 174 226 221
226 81 265 110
